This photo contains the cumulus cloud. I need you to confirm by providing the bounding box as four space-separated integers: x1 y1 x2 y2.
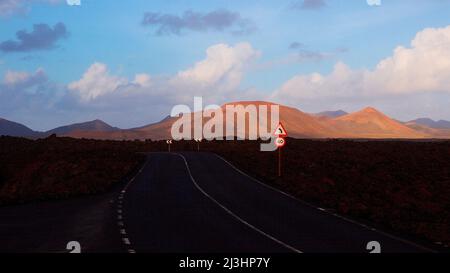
271 62 363 102
172 43 259 92
4 26 450 129
62 43 260 127
142 9 256 36
67 63 128 102
290 0 326 10
67 43 260 105
0 68 59 117
2 68 47 89
272 25 450 103
132 73 151 87
0 22 68 53
367 26 450 94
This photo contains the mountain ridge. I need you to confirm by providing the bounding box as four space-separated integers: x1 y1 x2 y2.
1 102 449 140
407 118 450 129
46 119 119 136
0 118 40 138
333 107 427 138
314 110 348 118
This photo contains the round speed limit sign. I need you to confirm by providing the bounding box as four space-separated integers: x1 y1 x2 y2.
275 137 286 148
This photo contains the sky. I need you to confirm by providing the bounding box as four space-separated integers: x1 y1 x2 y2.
1 0 450 130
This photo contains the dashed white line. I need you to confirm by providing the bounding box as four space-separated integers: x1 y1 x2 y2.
122 238 131 245
114 158 150 254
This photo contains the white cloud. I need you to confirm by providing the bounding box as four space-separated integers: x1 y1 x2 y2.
272 25 450 103
4 29 450 130
68 63 128 102
2 68 47 89
368 25 450 94
171 42 260 96
4 70 32 85
0 68 57 118
68 43 260 104
271 62 365 101
132 73 151 87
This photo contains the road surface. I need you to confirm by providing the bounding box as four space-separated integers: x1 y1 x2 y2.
0 152 435 253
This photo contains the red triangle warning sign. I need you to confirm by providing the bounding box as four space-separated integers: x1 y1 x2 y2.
273 122 288 137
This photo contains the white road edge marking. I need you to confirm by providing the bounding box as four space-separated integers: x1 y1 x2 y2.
115 158 150 254
175 153 302 254
214 154 436 253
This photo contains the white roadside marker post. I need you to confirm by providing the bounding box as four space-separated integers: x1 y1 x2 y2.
166 140 173 152
195 138 202 152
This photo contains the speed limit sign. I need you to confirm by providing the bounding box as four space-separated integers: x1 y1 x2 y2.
275 137 286 148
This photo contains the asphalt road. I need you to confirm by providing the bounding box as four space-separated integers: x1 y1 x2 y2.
0 152 435 253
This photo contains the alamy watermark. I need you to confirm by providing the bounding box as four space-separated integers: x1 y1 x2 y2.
170 97 279 151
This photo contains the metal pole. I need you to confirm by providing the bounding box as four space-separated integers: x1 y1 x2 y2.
278 148 281 177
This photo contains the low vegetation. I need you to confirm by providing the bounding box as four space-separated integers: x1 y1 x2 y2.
203 139 450 246
1 136 449 246
0 136 148 205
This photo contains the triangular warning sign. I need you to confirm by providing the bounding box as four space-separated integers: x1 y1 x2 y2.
274 122 288 137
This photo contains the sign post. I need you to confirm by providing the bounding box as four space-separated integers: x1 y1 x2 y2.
279 147 281 178
195 138 202 151
273 123 287 177
166 140 173 152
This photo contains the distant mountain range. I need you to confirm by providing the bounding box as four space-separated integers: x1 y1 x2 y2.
46 119 120 135
406 118 450 129
314 110 348 118
1 102 450 140
0 118 39 138
0 119 119 139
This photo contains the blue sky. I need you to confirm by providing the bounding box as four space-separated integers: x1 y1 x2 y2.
1 0 450 130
